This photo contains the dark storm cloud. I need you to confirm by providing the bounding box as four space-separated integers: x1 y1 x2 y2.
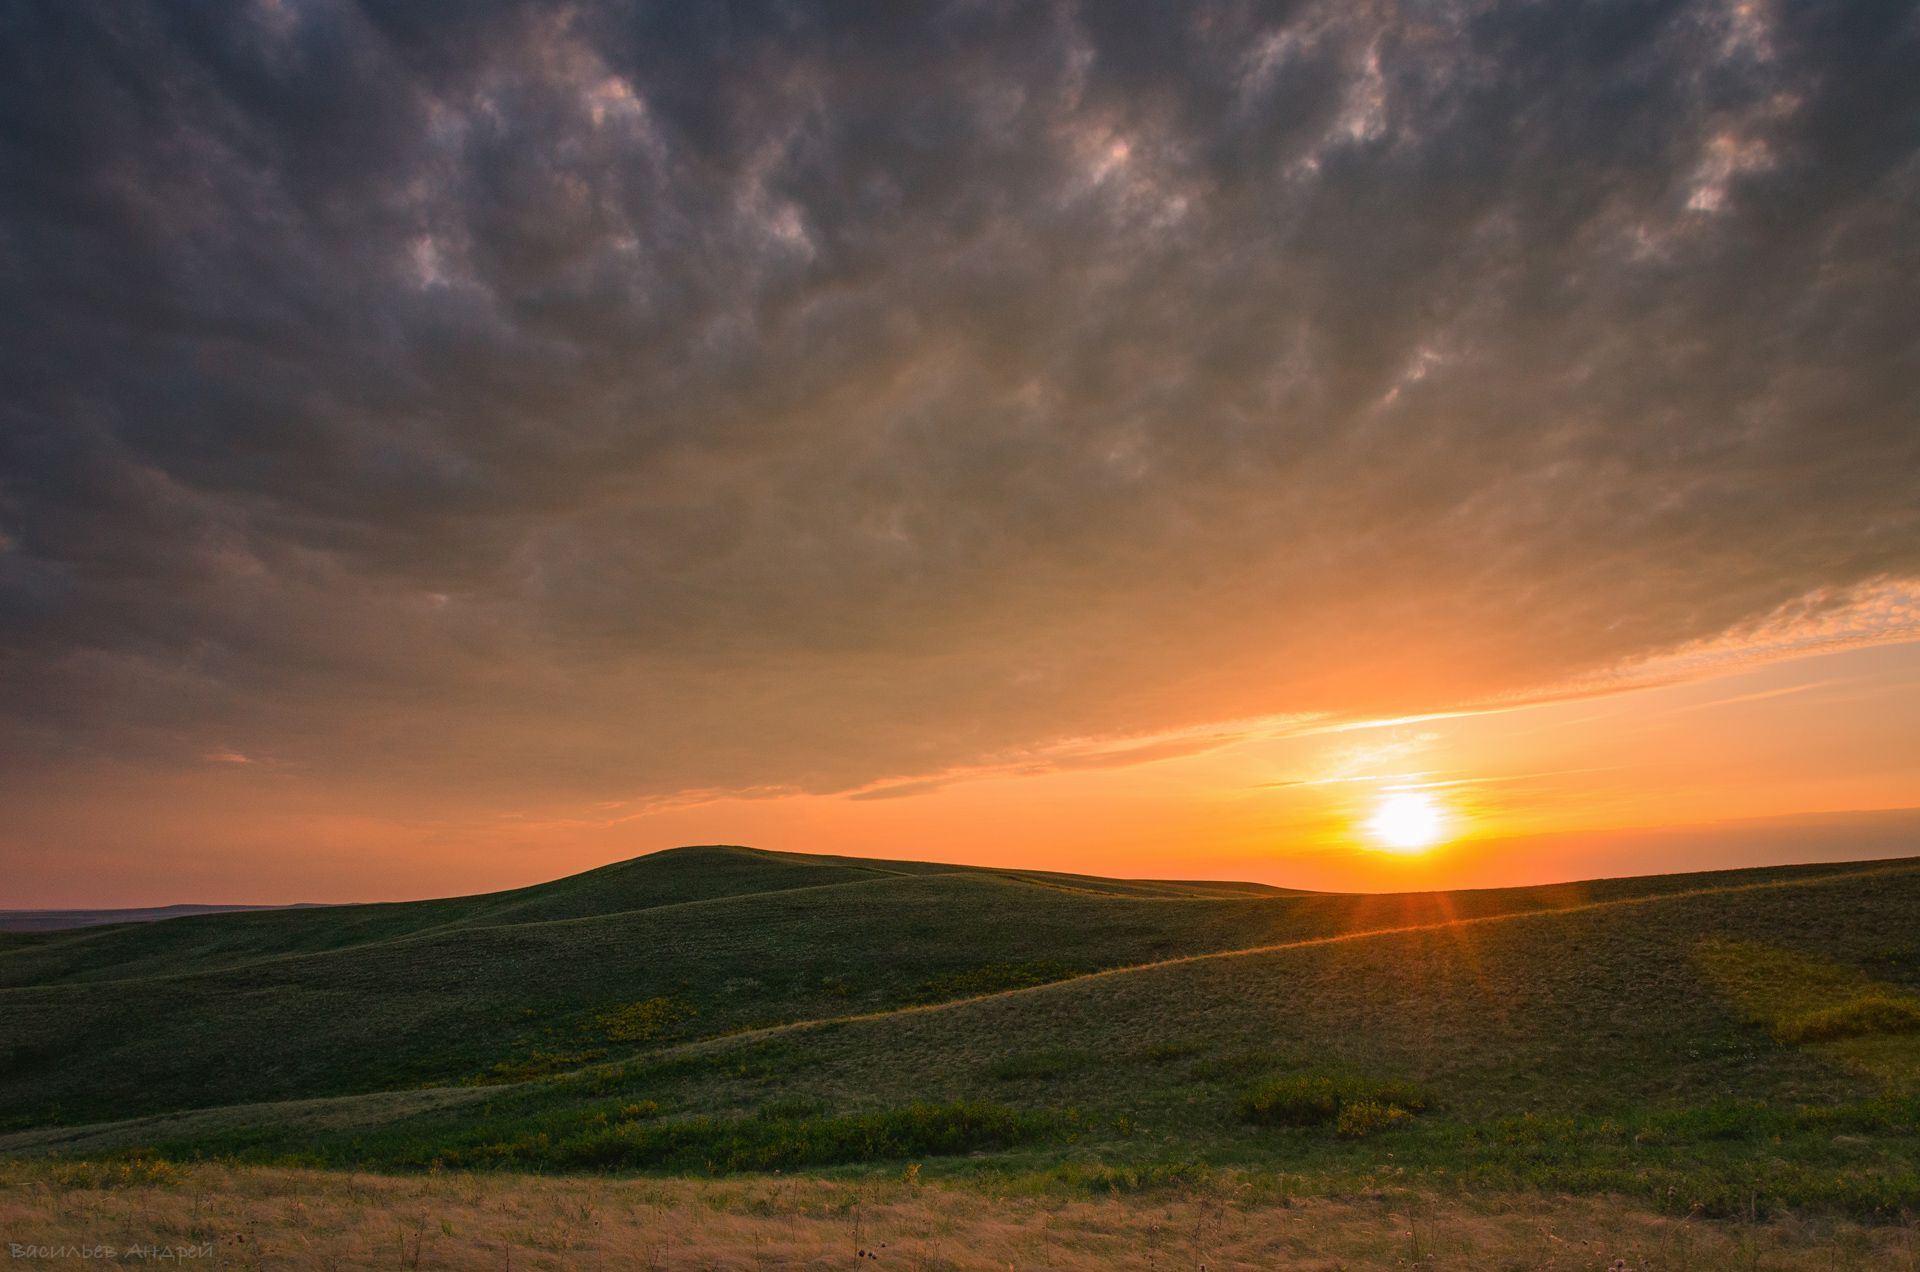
1 0 1916 801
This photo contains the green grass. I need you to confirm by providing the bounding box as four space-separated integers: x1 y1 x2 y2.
1237 1070 1431 1127
0 851 1314 1123
438 1101 1057 1172
986 1048 1097 1082
1776 996 1920 1045
4 848 1920 1219
5 845 1821 1126
905 960 1097 1003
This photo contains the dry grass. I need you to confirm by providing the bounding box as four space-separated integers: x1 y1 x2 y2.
2 1163 1916 1271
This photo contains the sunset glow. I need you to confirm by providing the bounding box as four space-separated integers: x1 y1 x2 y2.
1364 791 1450 854
1 3 1917 908
9 10 1920 1262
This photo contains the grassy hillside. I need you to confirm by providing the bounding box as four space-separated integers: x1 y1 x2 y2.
0 904 303 934
0 848 1339 1125
4 848 1919 1219
0 847 914 989
0 847 1865 1127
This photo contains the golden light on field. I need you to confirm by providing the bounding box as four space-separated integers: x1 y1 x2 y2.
1364 790 1450 854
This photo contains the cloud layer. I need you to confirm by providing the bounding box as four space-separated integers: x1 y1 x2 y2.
2 0 1916 806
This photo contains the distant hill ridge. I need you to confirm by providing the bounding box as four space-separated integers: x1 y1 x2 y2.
0 903 314 934
0 844 1296 943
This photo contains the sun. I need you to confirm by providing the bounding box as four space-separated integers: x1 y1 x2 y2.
1364 790 1448 854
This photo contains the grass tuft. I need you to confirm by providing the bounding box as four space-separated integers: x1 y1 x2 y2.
1049 1161 1214 1193
1334 1099 1411 1138
45 1151 187 1190
1774 995 1920 1045
597 995 699 1043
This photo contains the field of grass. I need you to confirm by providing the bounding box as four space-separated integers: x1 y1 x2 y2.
5 846 1851 1127
0 848 1323 1124
5 845 1920 1256
3 1161 1916 1270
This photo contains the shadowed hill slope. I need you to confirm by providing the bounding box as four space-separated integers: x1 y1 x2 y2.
0 904 307 934
0 846 1311 1124
0 846 1293 993
0 847 887 989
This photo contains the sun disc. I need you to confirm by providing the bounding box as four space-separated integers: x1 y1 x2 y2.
1365 790 1446 853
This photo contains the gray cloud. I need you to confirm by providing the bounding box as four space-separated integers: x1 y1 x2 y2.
1 0 1916 804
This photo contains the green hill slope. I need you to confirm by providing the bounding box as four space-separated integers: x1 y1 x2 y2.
0 846 1299 994
5 849 1919 1216
0 847 893 990
4 847 1876 1129
0 846 1319 1124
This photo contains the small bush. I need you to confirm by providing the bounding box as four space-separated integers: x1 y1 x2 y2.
1335 1099 1410 1138
1238 1073 1347 1126
1774 995 1920 1045
1370 1079 1431 1114
1238 1071 1430 1131
597 996 699 1044
477 1048 605 1084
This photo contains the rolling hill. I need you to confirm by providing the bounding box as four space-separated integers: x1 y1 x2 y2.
4 846 1919 1219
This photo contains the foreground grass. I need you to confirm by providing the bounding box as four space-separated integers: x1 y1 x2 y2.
75 1087 1916 1221
2 1162 1915 1271
8 851 1920 1256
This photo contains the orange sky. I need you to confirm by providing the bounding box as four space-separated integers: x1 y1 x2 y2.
7 637 1917 908
5 3 1918 909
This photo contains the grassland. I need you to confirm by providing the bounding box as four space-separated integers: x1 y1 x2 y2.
3 846 1818 1127
4 845 1920 1259
5 1161 1917 1271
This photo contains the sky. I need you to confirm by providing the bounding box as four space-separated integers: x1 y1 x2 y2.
1 1 1917 906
